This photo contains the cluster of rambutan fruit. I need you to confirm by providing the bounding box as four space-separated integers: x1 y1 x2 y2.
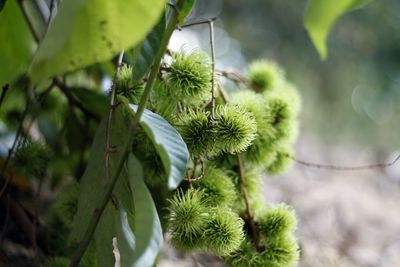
135 49 302 266
42 48 301 266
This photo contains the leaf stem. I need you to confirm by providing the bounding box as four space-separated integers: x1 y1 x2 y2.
69 2 185 266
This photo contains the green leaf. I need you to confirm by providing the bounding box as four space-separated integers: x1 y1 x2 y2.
130 104 189 189
69 106 134 249
121 155 163 267
178 0 196 25
131 14 165 83
304 0 373 59
69 87 108 117
0 0 36 86
29 0 164 82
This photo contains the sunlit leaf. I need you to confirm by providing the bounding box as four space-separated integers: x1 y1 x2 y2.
304 0 373 59
130 104 189 189
0 0 36 85
29 0 164 82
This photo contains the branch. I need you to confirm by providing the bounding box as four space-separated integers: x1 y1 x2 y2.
287 153 400 171
69 1 186 266
0 84 9 108
104 51 124 185
208 19 216 119
236 154 260 250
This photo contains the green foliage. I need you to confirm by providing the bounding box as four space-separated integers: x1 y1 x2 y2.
129 104 190 189
29 0 165 82
266 146 293 175
213 104 257 155
304 0 374 59
165 49 211 104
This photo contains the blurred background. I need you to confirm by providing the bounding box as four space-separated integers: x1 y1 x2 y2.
162 0 400 266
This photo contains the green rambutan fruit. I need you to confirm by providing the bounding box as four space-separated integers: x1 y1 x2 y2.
266 81 302 117
248 60 285 93
151 79 179 122
14 140 52 178
193 166 237 207
213 104 257 155
203 208 244 256
257 234 300 267
225 234 299 267
266 146 293 175
265 96 294 141
177 110 212 157
115 64 144 104
231 91 278 166
257 204 297 240
167 189 209 251
165 50 211 103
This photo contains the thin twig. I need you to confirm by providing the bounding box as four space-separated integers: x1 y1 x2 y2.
237 154 260 249
104 50 124 185
218 68 250 87
208 19 216 119
69 1 185 266
0 84 9 108
287 153 400 171
17 0 40 42
181 17 217 28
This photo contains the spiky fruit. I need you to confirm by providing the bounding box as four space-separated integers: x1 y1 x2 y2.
203 209 244 256
167 189 209 251
177 110 212 157
14 140 51 178
115 64 144 104
248 60 285 93
257 204 297 240
165 50 211 103
213 104 257 155
193 166 237 207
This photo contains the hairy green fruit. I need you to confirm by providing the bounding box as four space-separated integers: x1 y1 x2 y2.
231 91 277 166
266 146 293 175
167 189 209 250
248 60 285 93
258 204 297 240
203 209 244 256
115 64 144 104
166 50 211 103
193 166 237 207
14 140 51 178
177 110 211 157
225 235 299 267
213 104 257 155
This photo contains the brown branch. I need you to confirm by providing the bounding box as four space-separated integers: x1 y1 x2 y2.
208 19 216 119
0 84 9 108
236 154 260 249
287 153 400 171
218 68 250 87
104 50 124 185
